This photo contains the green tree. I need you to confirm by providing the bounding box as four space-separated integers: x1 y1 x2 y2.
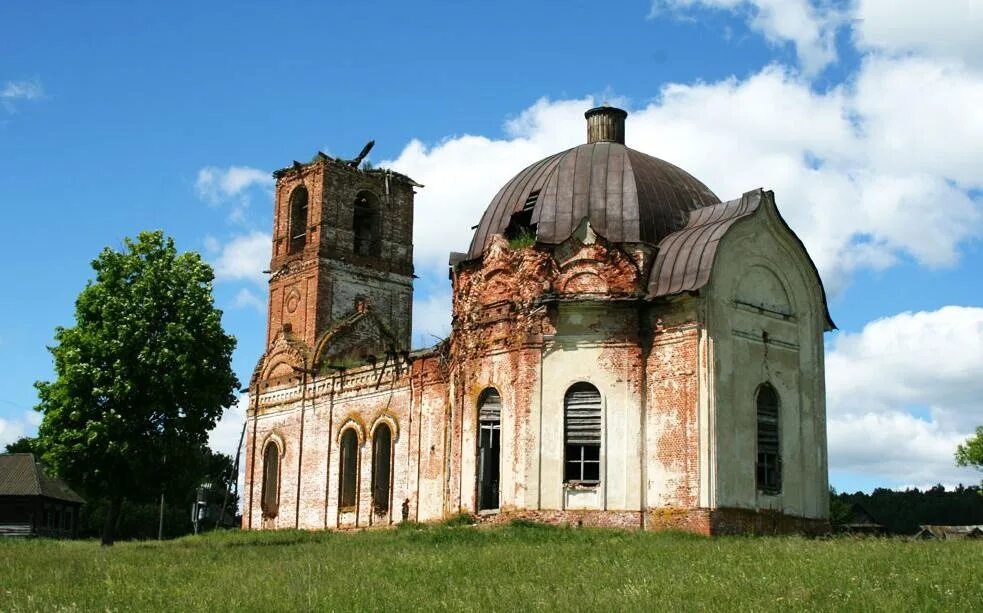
956 426 983 484
4 436 38 454
34 231 239 545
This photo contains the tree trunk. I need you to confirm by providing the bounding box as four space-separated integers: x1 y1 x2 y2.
101 496 123 546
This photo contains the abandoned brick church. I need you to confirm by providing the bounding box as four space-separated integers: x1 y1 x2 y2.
243 107 834 534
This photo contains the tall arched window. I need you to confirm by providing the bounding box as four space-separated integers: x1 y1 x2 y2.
756 383 781 493
371 423 393 514
476 388 502 511
339 428 359 509
353 191 380 256
288 186 309 254
564 382 602 483
261 442 280 516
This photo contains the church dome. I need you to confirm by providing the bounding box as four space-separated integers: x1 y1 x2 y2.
467 107 721 259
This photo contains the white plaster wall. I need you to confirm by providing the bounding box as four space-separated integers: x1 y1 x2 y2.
538 303 643 511
704 200 830 519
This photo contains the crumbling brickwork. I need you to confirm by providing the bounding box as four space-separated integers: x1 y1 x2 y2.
244 110 831 537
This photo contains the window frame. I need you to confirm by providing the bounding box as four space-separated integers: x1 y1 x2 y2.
338 428 360 511
371 422 394 514
755 382 782 495
563 382 603 485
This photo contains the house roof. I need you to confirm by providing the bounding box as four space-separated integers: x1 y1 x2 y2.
0 454 85 504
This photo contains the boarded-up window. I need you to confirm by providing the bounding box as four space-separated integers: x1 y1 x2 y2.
756 383 781 493
261 442 280 516
288 186 309 254
339 429 359 509
564 382 601 483
371 423 393 514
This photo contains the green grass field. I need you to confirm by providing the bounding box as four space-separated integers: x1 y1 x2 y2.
2 522 980 612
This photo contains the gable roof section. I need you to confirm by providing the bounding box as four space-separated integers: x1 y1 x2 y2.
648 188 834 330
0 454 85 503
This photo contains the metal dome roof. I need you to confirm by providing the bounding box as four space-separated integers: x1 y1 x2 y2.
466 107 721 259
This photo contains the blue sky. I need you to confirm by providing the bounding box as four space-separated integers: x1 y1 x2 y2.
1 1 981 493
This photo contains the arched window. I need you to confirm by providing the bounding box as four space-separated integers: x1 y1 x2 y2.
756 383 781 493
339 428 359 509
476 388 502 511
353 191 380 256
564 383 601 483
261 442 280 516
288 186 309 254
371 423 393 514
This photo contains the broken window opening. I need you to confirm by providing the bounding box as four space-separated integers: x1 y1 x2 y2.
756 383 782 494
505 190 539 249
371 423 393 514
261 441 280 517
564 382 602 483
476 388 501 511
339 428 359 509
353 191 381 257
288 186 309 254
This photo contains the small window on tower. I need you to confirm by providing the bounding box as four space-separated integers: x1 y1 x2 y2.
288 186 309 254
353 191 381 257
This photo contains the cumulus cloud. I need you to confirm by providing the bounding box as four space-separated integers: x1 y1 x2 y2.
853 0 983 68
0 410 42 449
826 306 983 486
412 289 453 348
210 231 271 285
651 0 843 75
383 60 982 293
233 288 266 313
196 166 271 204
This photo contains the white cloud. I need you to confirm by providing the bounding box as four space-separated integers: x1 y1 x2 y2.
211 231 271 285
0 410 41 449
412 289 452 348
233 288 265 313
196 166 271 205
1 78 44 112
827 306 983 486
853 0 983 68
384 61 981 293
651 0 843 75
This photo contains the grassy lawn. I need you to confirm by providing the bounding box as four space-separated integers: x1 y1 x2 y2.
1 522 980 611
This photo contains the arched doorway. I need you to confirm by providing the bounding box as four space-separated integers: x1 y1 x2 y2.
476 388 501 511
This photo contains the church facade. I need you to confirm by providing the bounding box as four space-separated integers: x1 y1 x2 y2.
243 107 834 535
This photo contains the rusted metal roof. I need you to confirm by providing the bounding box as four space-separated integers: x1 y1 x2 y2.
466 142 720 259
0 454 85 504
648 190 761 297
648 189 835 330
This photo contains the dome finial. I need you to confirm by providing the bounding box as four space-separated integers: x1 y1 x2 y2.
585 106 627 145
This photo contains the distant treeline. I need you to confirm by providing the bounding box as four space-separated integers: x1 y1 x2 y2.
833 485 982 534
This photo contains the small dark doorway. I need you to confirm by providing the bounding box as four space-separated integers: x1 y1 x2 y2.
476 389 501 511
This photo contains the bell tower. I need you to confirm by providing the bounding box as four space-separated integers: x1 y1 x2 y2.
265 152 418 363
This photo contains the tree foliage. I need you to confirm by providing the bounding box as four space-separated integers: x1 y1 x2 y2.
955 426 983 471
4 436 38 454
34 231 239 544
832 485 983 534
